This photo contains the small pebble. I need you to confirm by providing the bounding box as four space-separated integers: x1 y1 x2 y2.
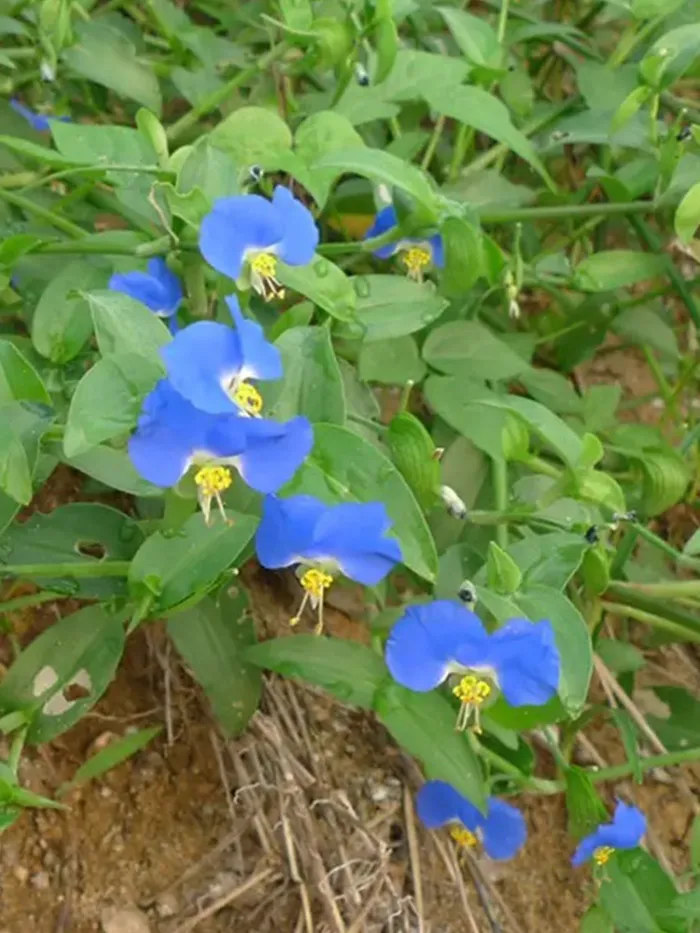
30 871 50 890
155 891 178 918
12 866 28 884
100 906 152 933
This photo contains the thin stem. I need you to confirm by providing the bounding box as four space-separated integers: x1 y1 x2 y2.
480 200 663 225
497 0 511 43
420 115 446 172
633 522 700 572
0 591 66 614
492 458 509 549
346 412 388 434
0 189 87 239
610 579 700 599
601 601 700 644
166 43 289 144
0 561 132 579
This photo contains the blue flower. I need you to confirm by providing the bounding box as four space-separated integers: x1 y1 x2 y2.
129 380 313 523
160 296 282 416
385 601 560 731
10 99 70 132
365 205 444 282
572 800 646 868
109 258 183 330
199 186 319 300
255 494 403 632
417 781 527 861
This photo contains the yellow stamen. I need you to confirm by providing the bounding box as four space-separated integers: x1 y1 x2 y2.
194 465 232 525
250 252 286 301
451 827 478 849
233 381 263 416
290 568 334 634
453 675 492 733
401 246 431 282
593 846 615 866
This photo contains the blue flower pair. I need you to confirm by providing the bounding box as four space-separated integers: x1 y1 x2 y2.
417 781 526 860
255 494 402 632
10 99 70 132
365 205 444 282
128 297 312 522
386 601 560 730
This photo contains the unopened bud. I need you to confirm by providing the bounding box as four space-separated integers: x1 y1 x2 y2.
40 60 56 82
439 485 467 520
354 62 370 86
508 298 521 320
458 580 477 606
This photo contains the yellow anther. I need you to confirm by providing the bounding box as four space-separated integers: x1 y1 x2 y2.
194 465 232 525
401 246 431 281
451 827 478 849
593 846 615 866
194 465 232 496
290 568 334 634
453 675 492 705
233 381 263 416
249 252 286 301
300 568 334 598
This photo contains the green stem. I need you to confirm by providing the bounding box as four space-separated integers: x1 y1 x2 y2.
449 124 474 182
346 412 388 434
480 200 663 225
0 591 66 614
0 561 132 579
610 579 700 599
634 522 700 572
492 458 509 549
420 115 446 172
20 163 175 192
604 583 700 639
166 43 288 144
8 727 27 779
28 234 176 258
601 601 700 644
0 189 87 238
497 0 511 43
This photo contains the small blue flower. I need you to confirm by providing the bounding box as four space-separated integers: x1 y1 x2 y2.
255 494 403 632
199 186 319 300
10 99 70 132
129 380 313 523
572 800 646 868
109 258 183 329
365 205 444 282
385 601 560 730
417 780 527 861
160 296 282 416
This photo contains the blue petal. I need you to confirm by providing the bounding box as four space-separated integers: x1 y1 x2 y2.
481 799 527 860
226 296 283 382
109 263 181 317
146 257 183 312
428 233 445 268
234 416 314 494
365 205 399 259
571 829 606 867
272 186 319 267
128 380 204 487
256 494 330 569
386 601 490 692
571 802 646 866
489 619 560 707
161 321 243 414
416 781 482 832
10 99 51 131
308 501 402 585
199 195 283 280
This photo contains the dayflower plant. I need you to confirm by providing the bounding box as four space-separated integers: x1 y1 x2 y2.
160 296 282 415
10 98 70 131
129 380 313 524
572 800 646 868
199 186 319 300
385 601 560 731
255 494 403 633
365 205 444 282
417 780 527 860
109 258 183 331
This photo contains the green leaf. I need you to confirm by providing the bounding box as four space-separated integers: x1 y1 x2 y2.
264 326 345 425
0 604 125 745
386 411 440 510
0 341 49 406
0 135 76 168
504 395 583 466
580 906 614 933
291 111 364 206
50 121 156 168
1 503 144 599
425 376 509 461
600 850 679 933
338 275 448 341
86 290 171 361
0 406 49 534
502 532 588 589
440 215 483 297
423 85 552 185
684 528 700 557
675 180 700 243
58 726 161 796
640 23 700 90
64 352 163 457
438 7 501 68
486 542 522 595
565 765 607 839
374 0 398 83
312 147 438 213
245 635 387 709
574 251 667 291
520 368 582 415
128 510 258 612
634 448 690 515
0 406 33 506
646 686 700 751
62 20 162 113
32 260 105 364
55 443 162 497
596 639 645 674
423 320 530 380
284 423 438 582
359 335 427 385
375 682 486 811
210 106 292 167
279 0 313 30
169 588 261 735
277 255 356 322
516 585 592 715
613 305 678 360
